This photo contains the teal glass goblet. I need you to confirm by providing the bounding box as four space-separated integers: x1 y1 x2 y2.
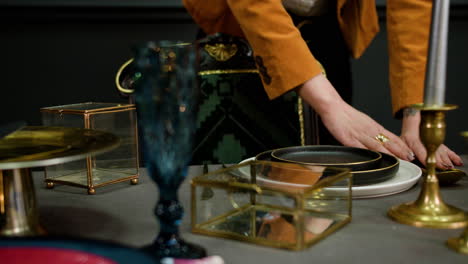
132 41 206 260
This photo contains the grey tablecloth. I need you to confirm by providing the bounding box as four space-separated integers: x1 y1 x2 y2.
35 156 468 263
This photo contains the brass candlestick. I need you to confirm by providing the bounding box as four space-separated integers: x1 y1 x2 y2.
447 228 468 254
446 131 468 253
388 104 468 228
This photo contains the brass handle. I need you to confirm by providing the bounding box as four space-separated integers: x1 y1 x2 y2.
115 58 135 94
227 182 262 209
228 182 262 194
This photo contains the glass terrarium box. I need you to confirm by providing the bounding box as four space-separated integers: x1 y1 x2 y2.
40 102 139 194
191 161 352 250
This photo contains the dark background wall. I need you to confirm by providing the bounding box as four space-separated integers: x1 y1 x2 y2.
0 1 467 153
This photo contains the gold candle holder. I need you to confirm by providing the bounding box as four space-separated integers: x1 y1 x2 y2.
388 104 468 228
447 228 468 254
446 131 468 253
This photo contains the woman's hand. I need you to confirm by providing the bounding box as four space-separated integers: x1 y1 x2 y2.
400 107 463 169
297 74 415 161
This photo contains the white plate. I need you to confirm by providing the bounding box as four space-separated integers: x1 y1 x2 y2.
238 157 422 199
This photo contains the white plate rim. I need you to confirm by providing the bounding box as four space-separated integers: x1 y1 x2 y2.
238 157 422 199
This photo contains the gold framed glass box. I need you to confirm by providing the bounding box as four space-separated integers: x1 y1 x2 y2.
40 102 139 194
191 161 352 250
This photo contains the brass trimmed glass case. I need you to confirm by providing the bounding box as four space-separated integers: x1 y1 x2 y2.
40 102 139 194
191 161 352 250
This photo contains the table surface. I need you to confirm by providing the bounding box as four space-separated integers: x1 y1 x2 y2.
34 156 468 263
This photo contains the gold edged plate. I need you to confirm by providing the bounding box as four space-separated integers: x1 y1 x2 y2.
239 156 420 199
0 126 120 170
350 153 400 186
257 148 398 186
326 160 420 199
271 145 382 172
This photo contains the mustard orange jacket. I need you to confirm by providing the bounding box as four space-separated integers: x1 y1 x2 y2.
183 0 432 116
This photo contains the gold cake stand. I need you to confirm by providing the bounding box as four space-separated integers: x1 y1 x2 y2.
0 126 119 236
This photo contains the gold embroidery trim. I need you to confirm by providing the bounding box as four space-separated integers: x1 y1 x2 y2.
297 60 326 146
198 69 259 76
298 97 305 146
204 43 238 61
317 60 327 77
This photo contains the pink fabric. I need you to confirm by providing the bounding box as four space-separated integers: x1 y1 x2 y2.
0 247 116 264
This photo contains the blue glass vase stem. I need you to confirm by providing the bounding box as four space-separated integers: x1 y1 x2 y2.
133 41 206 260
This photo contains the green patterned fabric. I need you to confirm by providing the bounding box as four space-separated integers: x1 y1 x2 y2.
191 33 301 165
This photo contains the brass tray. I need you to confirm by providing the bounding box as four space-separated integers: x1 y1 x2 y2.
0 126 120 170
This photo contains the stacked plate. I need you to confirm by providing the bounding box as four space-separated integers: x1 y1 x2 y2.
243 145 422 199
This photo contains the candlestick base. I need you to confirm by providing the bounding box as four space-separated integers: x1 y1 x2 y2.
446 131 468 254
388 201 468 229
387 104 467 229
447 228 468 254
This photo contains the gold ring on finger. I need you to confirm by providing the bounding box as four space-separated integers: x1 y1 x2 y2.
375 133 390 144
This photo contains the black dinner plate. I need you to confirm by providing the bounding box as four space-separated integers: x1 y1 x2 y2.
255 148 399 186
351 152 399 185
271 145 382 171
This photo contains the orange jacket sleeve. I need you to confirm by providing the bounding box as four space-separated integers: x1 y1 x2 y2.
387 0 432 116
183 0 323 100
183 0 430 117
336 0 380 59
